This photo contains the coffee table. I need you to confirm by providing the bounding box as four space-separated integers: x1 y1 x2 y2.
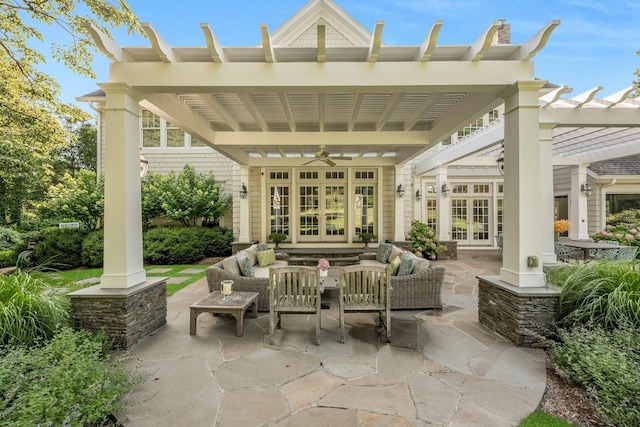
190 291 258 337
320 266 339 291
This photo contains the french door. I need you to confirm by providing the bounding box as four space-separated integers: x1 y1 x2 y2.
451 198 491 245
298 184 346 242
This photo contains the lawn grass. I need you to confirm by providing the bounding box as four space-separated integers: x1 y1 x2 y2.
518 411 573 427
50 264 209 296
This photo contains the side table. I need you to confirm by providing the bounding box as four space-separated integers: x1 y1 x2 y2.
190 291 258 337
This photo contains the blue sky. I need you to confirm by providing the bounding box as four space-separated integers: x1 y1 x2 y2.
43 0 640 112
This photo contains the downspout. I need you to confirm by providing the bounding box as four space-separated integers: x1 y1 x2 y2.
88 101 101 180
599 179 616 230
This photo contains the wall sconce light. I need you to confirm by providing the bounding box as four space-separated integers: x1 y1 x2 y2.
139 149 149 179
441 182 450 197
396 184 405 198
496 141 505 176
415 190 421 201
581 182 592 197
239 183 248 199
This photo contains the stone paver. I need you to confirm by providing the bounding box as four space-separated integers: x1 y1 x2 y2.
146 268 172 274
121 249 546 426
165 276 188 284
177 268 206 274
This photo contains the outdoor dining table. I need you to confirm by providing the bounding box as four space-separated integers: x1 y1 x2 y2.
560 240 620 260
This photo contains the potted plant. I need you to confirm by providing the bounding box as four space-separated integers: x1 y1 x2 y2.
268 232 287 248
317 258 330 276
406 220 445 260
358 232 377 248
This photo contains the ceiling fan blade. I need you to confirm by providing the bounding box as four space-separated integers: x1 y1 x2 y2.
324 158 336 167
330 156 352 160
303 159 319 165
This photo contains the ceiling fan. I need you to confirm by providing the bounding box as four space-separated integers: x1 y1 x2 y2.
302 145 352 167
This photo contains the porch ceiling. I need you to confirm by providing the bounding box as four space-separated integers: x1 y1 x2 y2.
86 15 559 167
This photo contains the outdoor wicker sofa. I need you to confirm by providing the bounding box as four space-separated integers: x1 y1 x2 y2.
206 245 289 311
358 245 445 310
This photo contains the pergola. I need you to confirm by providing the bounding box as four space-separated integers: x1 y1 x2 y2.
73 0 640 348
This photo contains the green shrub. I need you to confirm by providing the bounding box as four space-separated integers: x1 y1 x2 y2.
0 226 21 251
33 227 89 270
0 249 17 268
549 261 640 329
406 220 445 257
144 227 205 264
552 323 640 427
518 411 572 427
201 226 233 257
0 272 70 346
82 229 104 267
0 327 146 427
606 208 640 225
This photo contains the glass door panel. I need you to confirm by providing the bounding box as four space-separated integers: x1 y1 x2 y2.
471 199 490 244
451 199 468 241
324 185 345 241
299 186 319 237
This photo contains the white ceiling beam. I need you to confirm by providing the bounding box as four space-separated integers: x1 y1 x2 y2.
571 87 603 108
376 93 404 131
348 93 365 132
403 93 443 131
318 93 325 132
142 23 182 63
558 141 640 164
461 21 502 61
201 94 241 131
83 22 124 63
541 107 640 127
141 93 215 144
367 21 384 63
260 24 276 63
211 131 429 146
111 61 535 92
278 93 297 132
238 94 269 132
510 20 561 61
317 21 326 63
200 23 227 63
540 85 572 107
415 21 443 62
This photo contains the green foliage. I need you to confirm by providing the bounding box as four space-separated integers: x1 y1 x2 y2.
268 232 287 244
358 232 377 243
552 323 640 427
406 220 445 256
0 2 142 228
0 226 21 250
81 229 104 267
33 227 89 270
547 261 640 329
53 121 98 175
142 165 232 227
606 208 640 225
37 170 104 230
0 327 147 427
143 226 232 264
518 411 572 427
0 272 70 346
0 250 16 268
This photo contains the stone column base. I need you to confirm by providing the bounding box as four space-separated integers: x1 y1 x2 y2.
477 276 560 347
67 278 167 349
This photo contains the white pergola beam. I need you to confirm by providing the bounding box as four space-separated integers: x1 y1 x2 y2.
415 21 443 62
278 93 297 132
462 20 502 61
142 23 182 63
603 87 634 108
510 20 561 61
260 24 276 63
201 93 241 131
367 21 384 63
540 108 640 127
376 93 404 131
318 93 325 132
317 21 326 63
238 93 269 132
200 23 227 63
403 93 442 131
571 87 603 108
539 85 572 107
83 22 123 63
348 93 365 132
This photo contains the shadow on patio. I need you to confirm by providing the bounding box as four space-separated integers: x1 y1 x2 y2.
121 249 546 426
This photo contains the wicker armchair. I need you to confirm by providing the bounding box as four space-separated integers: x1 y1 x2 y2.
206 252 289 311
358 252 445 310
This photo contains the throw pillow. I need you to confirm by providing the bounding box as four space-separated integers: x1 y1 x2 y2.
257 249 276 267
243 245 258 266
389 255 402 276
222 256 241 276
411 259 431 273
376 242 393 263
236 253 255 277
257 242 269 251
397 251 414 276
388 245 404 264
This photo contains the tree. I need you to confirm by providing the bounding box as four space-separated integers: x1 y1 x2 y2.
37 170 104 230
0 1 142 226
53 120 98 176
142 165 232 227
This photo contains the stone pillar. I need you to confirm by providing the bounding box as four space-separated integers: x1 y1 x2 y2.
569 164 591 240
435 165 451 242
499 81 547 287
540 124 557 263
99 83 146 289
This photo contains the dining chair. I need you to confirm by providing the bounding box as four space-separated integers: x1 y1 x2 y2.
554 242 583 262
339 265 391 344
269 266 321 345
495 232 503 259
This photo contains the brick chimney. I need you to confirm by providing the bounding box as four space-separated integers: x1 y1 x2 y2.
492 19 511 44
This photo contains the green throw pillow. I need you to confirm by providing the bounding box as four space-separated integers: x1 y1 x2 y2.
389 255 402 276
236 253 254 277
257 249 276 267
376 242 393 263
397 252 414 276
